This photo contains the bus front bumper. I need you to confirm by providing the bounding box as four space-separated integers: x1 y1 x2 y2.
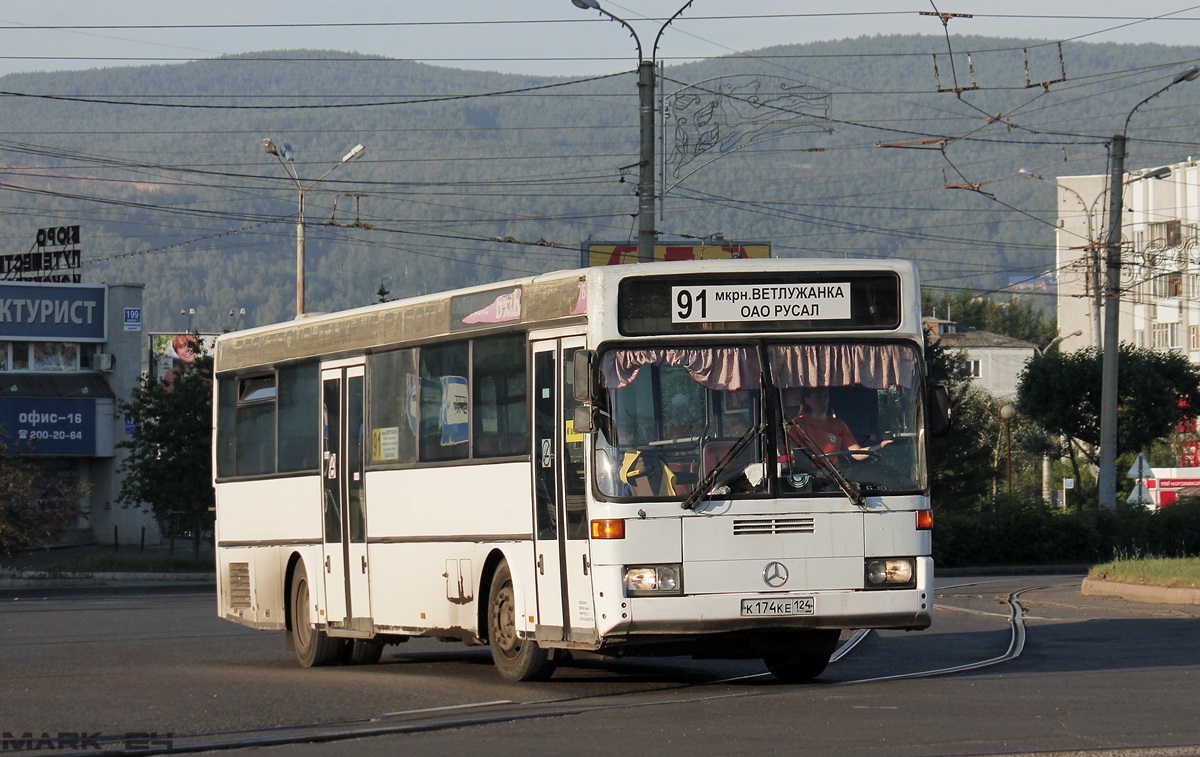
592 556 933 639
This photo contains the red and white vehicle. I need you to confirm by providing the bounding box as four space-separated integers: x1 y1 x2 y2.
1143 468 1200 509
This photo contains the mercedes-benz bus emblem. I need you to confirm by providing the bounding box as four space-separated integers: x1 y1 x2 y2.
762 561 789 588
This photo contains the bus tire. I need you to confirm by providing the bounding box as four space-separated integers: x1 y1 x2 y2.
487 561 556 682
290 564 343 668
762 629 841 682
343 639 384 665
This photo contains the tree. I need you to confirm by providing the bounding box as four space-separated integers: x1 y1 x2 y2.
930 382 1005 512
1018 344 1200 509
922 289 1058 345
0 436 88 558
117 334 214 555
925 328 998 512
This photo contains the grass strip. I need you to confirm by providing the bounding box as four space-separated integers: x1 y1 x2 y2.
1089 556 1200 589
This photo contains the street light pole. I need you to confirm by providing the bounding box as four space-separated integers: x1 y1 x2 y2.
1097 66 1199 510
1032 329 1080 504
262 139 366 317
1001 403 1016 495
1021 169 1104 348
571 0 693 263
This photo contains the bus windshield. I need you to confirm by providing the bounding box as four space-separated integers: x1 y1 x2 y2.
592 342 925 501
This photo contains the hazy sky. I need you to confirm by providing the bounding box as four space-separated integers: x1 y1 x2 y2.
2 1 1200 79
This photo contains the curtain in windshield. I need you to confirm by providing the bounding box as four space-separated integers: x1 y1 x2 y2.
768 343 915 390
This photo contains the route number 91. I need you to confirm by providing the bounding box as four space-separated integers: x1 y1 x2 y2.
673 287 708 322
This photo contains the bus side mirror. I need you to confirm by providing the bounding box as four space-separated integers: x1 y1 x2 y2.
572 350 595 403
927 384 951 437
573 405 594 434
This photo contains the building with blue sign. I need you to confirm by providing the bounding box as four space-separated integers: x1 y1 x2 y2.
0 281 152 546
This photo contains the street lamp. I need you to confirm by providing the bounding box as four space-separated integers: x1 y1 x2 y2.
1000 403 1016 494
571 0 693 263
262 138 366 317
1037 329 1083 357
1098 65 1199 510
1026 329 1082 504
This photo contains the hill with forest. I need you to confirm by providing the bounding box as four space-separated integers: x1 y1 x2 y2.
1 34 1199 333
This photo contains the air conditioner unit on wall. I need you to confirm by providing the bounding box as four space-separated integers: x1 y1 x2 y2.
93 353 114 372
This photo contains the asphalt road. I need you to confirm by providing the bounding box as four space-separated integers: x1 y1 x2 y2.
2 575 1199 756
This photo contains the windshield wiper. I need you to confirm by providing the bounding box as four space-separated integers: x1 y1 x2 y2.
680 423 764 511
783 421 866 509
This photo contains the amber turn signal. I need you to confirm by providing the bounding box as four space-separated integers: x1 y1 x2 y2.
590 519 625 539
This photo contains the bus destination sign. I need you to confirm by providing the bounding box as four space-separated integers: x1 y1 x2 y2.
671 283 852 324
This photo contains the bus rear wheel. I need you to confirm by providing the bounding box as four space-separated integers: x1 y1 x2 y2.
762 629 841 682
343 639 384 665
487 562 556 682
290 563 344 668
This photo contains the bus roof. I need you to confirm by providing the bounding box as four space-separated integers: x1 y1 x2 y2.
214 258 918 374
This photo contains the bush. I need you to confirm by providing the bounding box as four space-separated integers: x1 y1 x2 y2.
1096 500 1200 558
0 438 89 558
933 497 1200 568
935 496 1090 568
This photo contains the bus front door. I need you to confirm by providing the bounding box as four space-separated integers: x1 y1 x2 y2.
320 363 372 635
531 336 596 645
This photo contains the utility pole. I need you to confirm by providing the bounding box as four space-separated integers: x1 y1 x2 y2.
1097 65 1199 510
1097 133 1126 511
637 59 656 263
572 0 693 263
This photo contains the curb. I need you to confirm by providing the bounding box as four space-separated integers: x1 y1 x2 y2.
938 565 1090 577
1080 577 1200 606
0 572 213 594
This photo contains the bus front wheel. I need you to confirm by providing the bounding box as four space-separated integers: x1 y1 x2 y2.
487 562 556 682
762 629 841 682
289 564 343 667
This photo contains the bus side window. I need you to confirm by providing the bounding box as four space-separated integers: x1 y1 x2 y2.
419 343 469 462
235 374 276 477
472 334 529 458
367 349 418 465
216 379 237 477
278 363 319 472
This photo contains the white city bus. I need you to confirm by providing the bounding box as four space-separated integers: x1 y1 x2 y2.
213 258 945 681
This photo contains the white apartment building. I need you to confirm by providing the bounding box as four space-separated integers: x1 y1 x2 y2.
926 319 1037 399
1057 159 1200 361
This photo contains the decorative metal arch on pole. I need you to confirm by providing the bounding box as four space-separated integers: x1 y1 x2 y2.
571 0 694 263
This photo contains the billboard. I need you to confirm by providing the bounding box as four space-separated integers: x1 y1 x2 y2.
584 242 771 267
149 333 218 385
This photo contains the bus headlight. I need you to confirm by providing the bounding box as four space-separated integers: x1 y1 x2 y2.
864 558 916 588
623 564 683 596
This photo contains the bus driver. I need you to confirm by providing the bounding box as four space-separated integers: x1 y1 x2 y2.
788 386 892 460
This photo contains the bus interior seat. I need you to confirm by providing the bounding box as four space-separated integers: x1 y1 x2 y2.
619 449 678 497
